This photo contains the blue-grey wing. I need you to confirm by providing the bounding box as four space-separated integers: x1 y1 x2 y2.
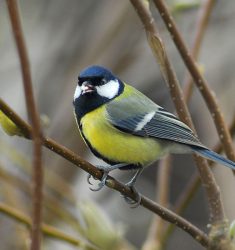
142 112 203 147
106 92 204 148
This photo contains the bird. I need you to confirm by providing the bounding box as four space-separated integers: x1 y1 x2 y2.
73 65 235 204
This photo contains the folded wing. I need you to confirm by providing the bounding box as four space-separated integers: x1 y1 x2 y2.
106 90 205 148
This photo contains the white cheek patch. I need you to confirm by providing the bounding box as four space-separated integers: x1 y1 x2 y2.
74 85 81 101
135 111 155 131
96 80 119 99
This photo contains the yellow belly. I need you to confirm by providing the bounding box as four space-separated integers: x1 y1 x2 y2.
80 106 164 166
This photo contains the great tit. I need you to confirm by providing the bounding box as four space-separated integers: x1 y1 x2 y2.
73 65 235 198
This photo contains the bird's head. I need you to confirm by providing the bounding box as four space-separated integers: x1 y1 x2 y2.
73 65 124 119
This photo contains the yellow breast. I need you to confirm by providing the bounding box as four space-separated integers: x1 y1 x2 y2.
80 105 163 166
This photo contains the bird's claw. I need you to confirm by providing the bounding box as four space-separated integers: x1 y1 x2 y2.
87 174 93 185
122 183 141 208
87 171 108 192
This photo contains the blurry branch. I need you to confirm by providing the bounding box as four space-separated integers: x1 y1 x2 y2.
183 0 216 102
0 202 97 250
0 139 76 205
152 0 235 164
0 163 133 250
6 1 43 250
0 164 80 232
0 171 29 249
142 156 171 250
155 157 171 240
162 115 235 246
0 99 209 248
129 0 225 229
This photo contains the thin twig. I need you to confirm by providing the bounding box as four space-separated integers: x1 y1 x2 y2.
162 172 200 246
0 99 210 248
0 175 30 248
183 0 216 103
162 115 235 246
0 166 80 233
153 0 235 163
6 1 43 250
142 156 171 250
155 156 171 239
144 2 216 244
0 202 97 249
129 0 225 225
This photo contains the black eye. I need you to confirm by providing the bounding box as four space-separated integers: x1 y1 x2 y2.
101 78 107 85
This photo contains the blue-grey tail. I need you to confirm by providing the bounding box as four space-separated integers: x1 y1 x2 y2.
192 146 235 170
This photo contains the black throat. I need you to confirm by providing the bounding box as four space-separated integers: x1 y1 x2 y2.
73 93 109 122
73 80 124 122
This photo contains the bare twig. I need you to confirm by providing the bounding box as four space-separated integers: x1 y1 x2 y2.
162 172 201 246
0 175 29 248
162 115 235 246
143 156 171 250
183 0 216 103
0 165 80 232
144 2 216 244
129 0 225 225
153 0 235 163
155 156 171 238
0 99 210 248
6 1 43 249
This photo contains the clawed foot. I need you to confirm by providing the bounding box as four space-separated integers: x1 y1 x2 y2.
122 182 141 208
87 171 108 191
87 163 128 192
87 164 142 207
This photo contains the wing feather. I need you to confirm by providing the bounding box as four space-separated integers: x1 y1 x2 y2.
106 86 204 148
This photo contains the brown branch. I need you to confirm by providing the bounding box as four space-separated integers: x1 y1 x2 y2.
162 115 235 246
6 1 43 250
144 3 216 244
129 0 225 225
155 156 171 238
162 172 201 247
153 0 235 163
183 0 216 102
0 165 79 233
0 99 210 248
143 156 171 250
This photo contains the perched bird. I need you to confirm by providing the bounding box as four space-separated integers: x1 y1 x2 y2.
73 65 235 203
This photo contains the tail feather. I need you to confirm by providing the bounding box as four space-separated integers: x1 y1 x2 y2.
192 146 235 170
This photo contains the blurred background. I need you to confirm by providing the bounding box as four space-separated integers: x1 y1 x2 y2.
0 0 235 249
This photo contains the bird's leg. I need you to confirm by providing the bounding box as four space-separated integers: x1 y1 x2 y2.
87 163 129 191
126 167 144 187
123 167 144 208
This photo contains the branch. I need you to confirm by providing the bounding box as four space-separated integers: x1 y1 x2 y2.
155 156 171 238
129 0 225 225
0 99 210 248
153 0 235 163
6 1 43 249
143 156 171 250
162 115 235 245
183 0 216 103
144 3 216 246
0 202 97 249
